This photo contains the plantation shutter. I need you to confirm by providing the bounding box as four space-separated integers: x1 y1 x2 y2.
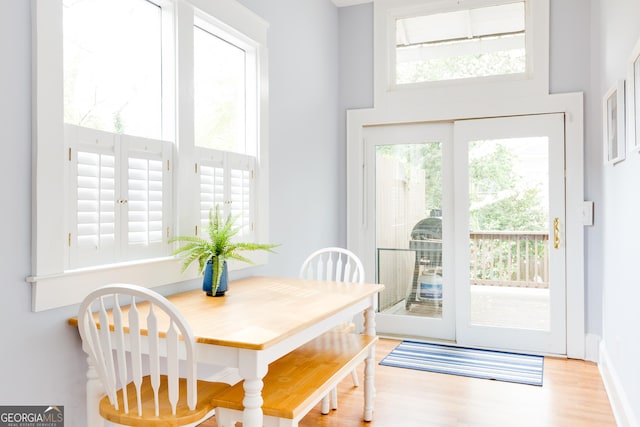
196 149 255 240
67 125 119 268
198 154 225 233
66 124 172 269
122 135 172 260
228 153 255 240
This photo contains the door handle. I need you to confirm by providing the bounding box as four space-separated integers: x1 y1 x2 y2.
553 217 560 249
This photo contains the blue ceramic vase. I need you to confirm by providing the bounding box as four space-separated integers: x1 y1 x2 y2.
203 258 228 297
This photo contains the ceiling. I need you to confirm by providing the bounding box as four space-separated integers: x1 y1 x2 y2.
332 0 372 7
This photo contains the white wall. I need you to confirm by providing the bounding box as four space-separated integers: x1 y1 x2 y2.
238 0 342 275
0 0 341 425
593 0 640 424
338 3 374 245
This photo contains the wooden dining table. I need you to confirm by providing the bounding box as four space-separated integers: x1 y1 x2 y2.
69 276 384 427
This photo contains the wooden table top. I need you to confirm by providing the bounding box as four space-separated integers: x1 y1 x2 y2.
70 276 384 351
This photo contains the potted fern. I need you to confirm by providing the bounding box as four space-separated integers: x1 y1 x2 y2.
170 205 278 296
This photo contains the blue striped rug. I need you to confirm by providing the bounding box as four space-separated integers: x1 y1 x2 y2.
380 341 543 386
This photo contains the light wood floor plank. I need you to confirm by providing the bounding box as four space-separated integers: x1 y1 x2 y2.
200 338 616 427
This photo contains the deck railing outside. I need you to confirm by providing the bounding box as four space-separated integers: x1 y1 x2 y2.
376 230 549 312
470 231 549 289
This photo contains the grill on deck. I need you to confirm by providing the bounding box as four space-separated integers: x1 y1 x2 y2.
406 216 442 309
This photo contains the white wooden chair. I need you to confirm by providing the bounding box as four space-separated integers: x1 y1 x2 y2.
77 284 231 427
299 247 365 413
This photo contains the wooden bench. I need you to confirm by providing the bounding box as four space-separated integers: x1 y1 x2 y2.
212 331 378 427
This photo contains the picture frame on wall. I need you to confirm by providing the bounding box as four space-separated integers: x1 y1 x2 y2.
627 37 640 153
603 79 626 165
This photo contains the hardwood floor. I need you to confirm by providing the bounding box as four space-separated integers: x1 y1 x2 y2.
200 338 616 427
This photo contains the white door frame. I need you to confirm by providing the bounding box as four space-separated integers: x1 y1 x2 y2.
346 92 585 359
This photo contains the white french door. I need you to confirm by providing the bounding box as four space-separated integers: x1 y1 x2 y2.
364 123 455 341
364 114 566 355
453 114 566 355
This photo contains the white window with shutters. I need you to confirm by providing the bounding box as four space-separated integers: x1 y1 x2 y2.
30 0 268 311
66 124 172 269
192 15 259 243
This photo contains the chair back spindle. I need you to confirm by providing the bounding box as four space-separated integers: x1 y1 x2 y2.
78 284 199 420
128 298 143 416
301 247 364 284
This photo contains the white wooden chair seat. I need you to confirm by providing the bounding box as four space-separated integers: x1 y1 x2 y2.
99 375 229 427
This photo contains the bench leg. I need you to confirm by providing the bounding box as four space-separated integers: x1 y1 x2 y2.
363 344 376 421
321 395 330 414
215 408 235 427
276 417 297 427
351 368 360 387
331 388 338 410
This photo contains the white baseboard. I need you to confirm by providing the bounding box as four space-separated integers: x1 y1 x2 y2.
585 333 601 362
599 342 640 427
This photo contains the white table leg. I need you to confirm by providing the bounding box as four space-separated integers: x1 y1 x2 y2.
364 308 376 336
363 304 376 422
239 351 267 427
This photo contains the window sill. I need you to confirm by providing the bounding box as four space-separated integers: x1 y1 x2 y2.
27 257 195 312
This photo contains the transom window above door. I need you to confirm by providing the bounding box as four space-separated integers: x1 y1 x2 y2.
395 1 526 84
374 0 550 99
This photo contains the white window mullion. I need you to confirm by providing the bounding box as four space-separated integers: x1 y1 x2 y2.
34 0 65 276
174 0 199 241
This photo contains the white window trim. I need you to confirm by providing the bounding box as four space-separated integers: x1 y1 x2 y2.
373 0 550 105
29 0 269 312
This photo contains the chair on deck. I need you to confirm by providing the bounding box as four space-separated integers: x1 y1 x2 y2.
77 284 230 427
299 247 366 413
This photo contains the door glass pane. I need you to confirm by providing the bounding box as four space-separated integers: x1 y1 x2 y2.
468 137 550 330
376 142 443 318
